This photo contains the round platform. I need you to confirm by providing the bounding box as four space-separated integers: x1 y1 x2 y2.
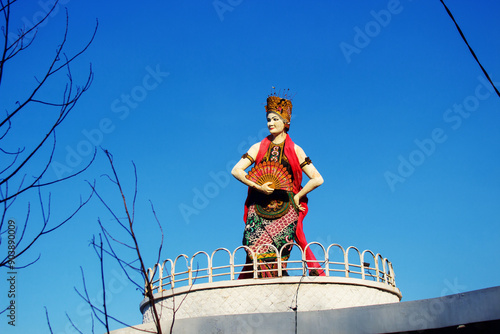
141 243 401 323
141 276 401 322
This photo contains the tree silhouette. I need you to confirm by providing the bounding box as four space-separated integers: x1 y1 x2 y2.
73 150 168 333
0 0 97 270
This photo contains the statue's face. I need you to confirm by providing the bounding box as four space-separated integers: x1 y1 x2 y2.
267 112 285 135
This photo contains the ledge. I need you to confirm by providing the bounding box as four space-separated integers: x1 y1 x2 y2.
140 275 402 323
140 275 402 312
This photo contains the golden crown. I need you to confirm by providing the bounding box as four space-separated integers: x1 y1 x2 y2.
265 89 293 129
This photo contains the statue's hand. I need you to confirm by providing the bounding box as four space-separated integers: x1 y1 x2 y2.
259 181 274 195
294 194 305 212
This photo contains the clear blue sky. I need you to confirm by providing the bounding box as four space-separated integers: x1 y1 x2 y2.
1 1 499 333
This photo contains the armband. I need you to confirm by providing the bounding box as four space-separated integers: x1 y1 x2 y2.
242 153 255 164
300 157 312 168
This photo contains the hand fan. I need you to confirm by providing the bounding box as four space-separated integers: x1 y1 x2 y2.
246 161 293 191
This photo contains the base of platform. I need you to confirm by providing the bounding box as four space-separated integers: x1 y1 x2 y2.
112 286 500 334
140 276 402 323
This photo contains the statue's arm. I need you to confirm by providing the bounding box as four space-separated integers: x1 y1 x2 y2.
231 143 273 195
293 144 324 210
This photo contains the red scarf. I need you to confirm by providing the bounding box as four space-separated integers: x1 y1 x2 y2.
239 134 324 278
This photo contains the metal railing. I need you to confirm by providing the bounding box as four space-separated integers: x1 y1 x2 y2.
145 242 397 294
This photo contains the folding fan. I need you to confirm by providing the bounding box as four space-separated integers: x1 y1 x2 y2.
246 161 293 191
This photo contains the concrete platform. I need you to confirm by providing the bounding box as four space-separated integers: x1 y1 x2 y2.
112 286 500 334
141 276 402 322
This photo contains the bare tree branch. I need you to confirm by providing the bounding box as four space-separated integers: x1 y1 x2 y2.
65 313 84 334
98 234 111 333
77 149 167 333
0 0 97 269
75 267 158 333
0 186 93 268
45 306 55 334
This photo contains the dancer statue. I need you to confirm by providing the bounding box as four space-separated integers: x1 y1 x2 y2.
231 92 324 278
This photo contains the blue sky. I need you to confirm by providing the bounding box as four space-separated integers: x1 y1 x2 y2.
1 0 499 332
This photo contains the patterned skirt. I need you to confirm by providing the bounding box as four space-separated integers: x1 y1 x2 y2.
242 191 299 278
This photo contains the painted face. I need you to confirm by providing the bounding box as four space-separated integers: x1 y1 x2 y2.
267 112 285 135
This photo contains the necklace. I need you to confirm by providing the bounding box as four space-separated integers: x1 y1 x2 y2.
267 140 285 164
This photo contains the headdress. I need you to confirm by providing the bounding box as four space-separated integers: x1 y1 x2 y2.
265 88 293 131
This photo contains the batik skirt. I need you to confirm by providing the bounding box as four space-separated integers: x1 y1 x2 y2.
242 190 299 278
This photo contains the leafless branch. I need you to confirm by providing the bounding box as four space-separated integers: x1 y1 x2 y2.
45 306 55 334
0 186 93 268
0 0 97 269
77 149 167 333
75 267 157 334
150 201 164 270
65 313 84 334
98 234 111 333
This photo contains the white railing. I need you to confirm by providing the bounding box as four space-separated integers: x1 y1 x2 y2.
145 242 397 294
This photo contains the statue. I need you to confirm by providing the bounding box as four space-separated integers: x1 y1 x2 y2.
231 92 324 278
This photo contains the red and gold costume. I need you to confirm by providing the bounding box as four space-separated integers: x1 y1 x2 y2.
239 94 324 278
